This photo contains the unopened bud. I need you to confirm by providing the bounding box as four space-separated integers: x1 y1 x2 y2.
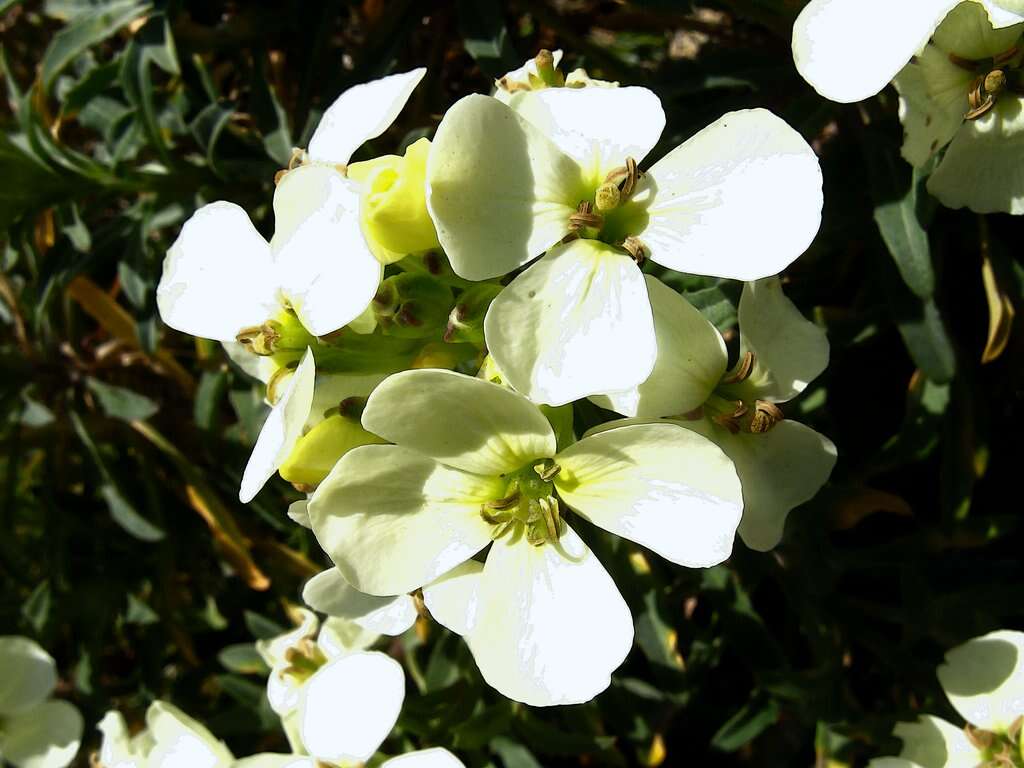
533 50 565 87
373 273 453 339
279 412 386 487
444 283 502 345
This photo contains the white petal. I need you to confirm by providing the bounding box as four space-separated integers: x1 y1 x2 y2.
271 165 383 335
222 341 276 384
298 652 404 764
679 419 836 552
981 0 1024 27
893 45 971 168
157 202 278 342
303 569 416 636
937 629 1024 733
239 349 316 503
555 422 742 567
233 756 317 768
735 277 829 402
792 0 958 103
506 87 664 178
307 373 386 430
0 636 56 716
381 748 466 768
255 607 319 669
308 68 426 165
466 525 633 706
641 109 822 280
317 616 379 657
287 500 311 529
932 1 1024 59
308 444 500 596
361 369 556 475
0 701 82 768
866 760 925 768
893 715 981 768
927 97 1024 215
484 240 656 407
591 275 727 418
145 701 234 768
97 711 143 768
421 560 484 636
426 94 582 280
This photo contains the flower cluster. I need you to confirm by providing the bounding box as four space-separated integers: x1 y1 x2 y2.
156 52 834 709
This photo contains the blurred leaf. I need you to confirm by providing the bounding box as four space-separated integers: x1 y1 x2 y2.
492 737 543 768
125 593 159 624
218 643 269 675
244 610 284 640
250 63 292 166
894 297 956 385
873 165 934 300
194 370 228 430
189 100 235 176
456 0 518 78
22 580 51 633
40 0 151 94
99 483 165 542
711 692 779 752
85 376 158 421
120 12 179 163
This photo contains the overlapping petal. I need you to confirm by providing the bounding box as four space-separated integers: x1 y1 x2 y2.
735 277 829 403
484 240 656 406
381 748 466 768
421 560 484 637
271 165 383 335
792 0 959 103
893 46 972 167
464 525 633 706
156 203 278 342
0 636 57 716
0 700 82 768
893 715 981 768
555 423 742 567
505 87 665 179
239 349 316 503
308 445 500 596
426 93 584 280
931 1 1024 59
639 109 822 280
302 568 417 636
361 369 556 475
145 701 234 768
937 629 1024 733
308 68 426 165
590 275 727 418
298 652 405 764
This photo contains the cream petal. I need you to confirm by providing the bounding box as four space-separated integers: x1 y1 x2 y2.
505 87 665 178
0 636 56 716
421 560 484 636
157 202 278 342
932 1 1024 59
96 711 145 768
937 629 1024 733
426 94 583 280
303 569 416 636
298 652 404 764
361 369 556 475
484 240 656 407
893 45 972 167
590 275 727 418
640 109 822 280
308 444 500 596
927 97 1024 214
0 700 82 768
308 68 426 165
554 422 742 567
465 525 633 706
287 500 311 529
271 165 383 336
145 701 234 768
982 0 1024 26
232 756 318 768
893 715 981 768
380 748 466 768
677 419 836 552
792 0 959 103
735 277 829 403
239 349 316 503
317 616 379 657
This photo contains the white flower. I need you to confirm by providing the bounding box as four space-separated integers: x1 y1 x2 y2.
94 701 234 768
157 69 425 342
301 567 417 637
591 276 836 551
793 0 1024 213
0 636 82 768
255 608 405 765
426 86 822 404
870 629 1024 768
308 368 743 705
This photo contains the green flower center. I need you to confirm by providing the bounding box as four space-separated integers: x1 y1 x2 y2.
481 458 565 546
683 351 786 435
280 639 327 684
967 720 1024 767
566 157 651 262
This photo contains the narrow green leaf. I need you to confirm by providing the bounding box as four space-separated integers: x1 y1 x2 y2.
218 644 269 675
491 737 543 768
22 580 52 633
895 297 956 384
711 693 779 752
85 376 159 421
99 484 165 542
456 0 518 78
874 166 934 299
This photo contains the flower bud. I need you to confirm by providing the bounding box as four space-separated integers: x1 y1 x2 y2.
373 273 454 339
444 283 503 345
348 138 440 261
278 413 386 486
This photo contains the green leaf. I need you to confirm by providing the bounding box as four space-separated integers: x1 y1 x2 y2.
85 376 159 421
491 737 543 768
125 593 159 624
22 580 52 633
250 62 293 166
99 484 165 541
456 0 518 78
40 0 151 94
874 166 934 299
120 12 179 163
218 643 270 675
244 610 285 640
711 692 779 752
895 297 956 384
189 100 236 176
194 370 229 430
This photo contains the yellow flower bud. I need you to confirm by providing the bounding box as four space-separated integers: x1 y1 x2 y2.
348 137 440 262
278 414 385 486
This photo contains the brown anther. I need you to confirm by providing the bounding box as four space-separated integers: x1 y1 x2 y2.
274 169 288 185
288 147 306 170
484 492 521 511
291 482 316 494
965 70 1005 120
622 236 647 265
412 589 428 618
534 461 561 481
604 157 643 199
568 210 605 231
964 724 995 750
721 351 755 385
749 400 784 433
712 413 742 434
